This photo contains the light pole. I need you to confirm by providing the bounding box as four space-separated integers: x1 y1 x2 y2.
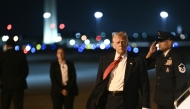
94 12 103 35
160 11 168 31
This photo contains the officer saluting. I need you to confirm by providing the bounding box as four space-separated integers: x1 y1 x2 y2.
145 31 188 109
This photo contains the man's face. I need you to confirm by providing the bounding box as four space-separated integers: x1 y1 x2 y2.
158 39 172 51
112 36 128 55
56 48 65 60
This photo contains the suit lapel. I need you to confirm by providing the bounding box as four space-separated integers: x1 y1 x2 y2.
124 54 134 86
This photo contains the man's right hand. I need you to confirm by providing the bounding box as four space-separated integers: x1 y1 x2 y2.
146 41 157 58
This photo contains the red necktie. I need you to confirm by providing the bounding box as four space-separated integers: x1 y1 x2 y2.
103 55 122 80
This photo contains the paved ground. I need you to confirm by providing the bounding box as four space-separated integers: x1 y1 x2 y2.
0 51 190 109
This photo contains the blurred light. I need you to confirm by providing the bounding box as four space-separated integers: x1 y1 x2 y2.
75 33 81 38
112 32 115 36
81 44 86 49
86 44 91 49
94 12 103 18
91 44 96 50
78 47 84 52
2 35 9 42
50 23 56 29
142 32 147 38
105 44 111 49
177 26 182 34
55 36 62 42
96 44 100 48
13 36 19 42
133 47 139 53
180 34 185 40
96 35 101 41
23 49 28 54
84 39 90 45
81 35 87 41
31 47 36 53
127 46 132 52
104 39 110 45
100 32 106 38
73 44 79 48
59 24 65 29
51 44 56 50
36 44 41 50
100 44 106 49
69 39 75 45
133 33 138 38
41 44 46 50
171 32 176 36
43 12 51 18
15 45 20 51
25 44 31 51
7 24 12 30
160 11 168 18
22 45 26 50
173 42 178 48
131 43 137 48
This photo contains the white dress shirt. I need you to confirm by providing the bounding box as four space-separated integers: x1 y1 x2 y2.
107 52 127 91
59 61 68 85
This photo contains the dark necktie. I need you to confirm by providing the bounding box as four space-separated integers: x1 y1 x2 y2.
103 55 122 80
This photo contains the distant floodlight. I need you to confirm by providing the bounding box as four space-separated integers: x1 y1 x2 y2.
94 12 103 18
160 11 168 18
69 39 75 45
13 36 19 42
43 12 51 18
2 35 9 42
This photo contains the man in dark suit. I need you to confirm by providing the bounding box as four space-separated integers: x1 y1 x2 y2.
50 47 78 109
86 31 151 109
0 38 29 109
145 31 188 109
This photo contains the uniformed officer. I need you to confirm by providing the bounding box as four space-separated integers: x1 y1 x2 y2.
145 31 188 109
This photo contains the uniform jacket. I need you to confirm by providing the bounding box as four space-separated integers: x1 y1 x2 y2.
86 52 151 109
50 60 78 97
0 49 29 89
146 49 188 105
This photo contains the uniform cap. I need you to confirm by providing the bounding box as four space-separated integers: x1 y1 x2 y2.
157 31 174 42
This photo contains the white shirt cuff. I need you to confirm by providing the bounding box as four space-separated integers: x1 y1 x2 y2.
142 107 150 109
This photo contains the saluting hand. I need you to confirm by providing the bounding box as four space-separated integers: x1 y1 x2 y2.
149 41 157 53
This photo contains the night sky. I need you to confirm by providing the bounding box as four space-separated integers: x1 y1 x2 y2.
1 0 190 38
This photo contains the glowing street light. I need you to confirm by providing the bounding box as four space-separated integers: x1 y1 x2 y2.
160 11 168 18
160 11 168 31
94 12 103 18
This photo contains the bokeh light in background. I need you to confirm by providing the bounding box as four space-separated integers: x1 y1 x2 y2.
50 23 56 29
81 35 87 41
25 44 31 51
177 26 182 34
36 44 41 50
13 36 19 42
142 32 147 38
69 39 75 45
160 11 168 18
78 47 84 52
133 33 139 38
7 24 12 30
105 44 111 49
100 44 105 49
112 32 115 36
2 35 9 42
133 47 139 53
41 44 46 50
131 43 137 48
171 32 176 36
59 23 65 29
55 36 62 42
96 35 101 41
173 42 178 48
51 44 56 50
91 44 96 50
15 45 20 51
31 47 36 53
84 39 90 45
104 39 110 45
94 12 103 18
43 12 51 18
127 46 132 52
73 44 79 49
180 34 186 40
100 32 106 38
75 33 81 38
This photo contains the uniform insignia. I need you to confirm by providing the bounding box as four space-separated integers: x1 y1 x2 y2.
178 63 186 73
164 59 172 65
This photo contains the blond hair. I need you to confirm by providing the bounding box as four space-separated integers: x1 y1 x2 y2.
112 31 129 43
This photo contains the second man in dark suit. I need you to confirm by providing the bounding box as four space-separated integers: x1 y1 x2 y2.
50 47 78 109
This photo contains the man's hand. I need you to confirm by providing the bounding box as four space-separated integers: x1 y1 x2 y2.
146 41 157 58
61 89 68 96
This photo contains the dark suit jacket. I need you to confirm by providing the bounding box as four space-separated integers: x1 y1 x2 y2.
86 52 150 109
50 60 78 97
146 49 188 105
0 49 29 89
